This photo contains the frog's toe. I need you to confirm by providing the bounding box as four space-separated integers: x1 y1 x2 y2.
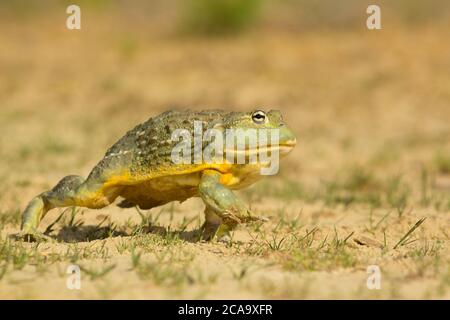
238 210 270 223
249 215 270 222
222 212 242 225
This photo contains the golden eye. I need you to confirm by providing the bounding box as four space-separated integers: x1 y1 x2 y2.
252 110 266 124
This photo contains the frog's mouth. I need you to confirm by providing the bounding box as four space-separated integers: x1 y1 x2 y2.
224 139 297 157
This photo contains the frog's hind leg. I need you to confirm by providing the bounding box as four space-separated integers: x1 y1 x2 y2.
20 175 114 241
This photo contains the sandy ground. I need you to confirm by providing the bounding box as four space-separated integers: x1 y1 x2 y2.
0 9 449 299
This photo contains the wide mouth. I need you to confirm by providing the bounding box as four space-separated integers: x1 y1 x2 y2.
280 138 297 148
224 139 296 155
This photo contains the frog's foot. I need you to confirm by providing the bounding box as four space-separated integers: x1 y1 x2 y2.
202 211 250 242
236 209 269 224
15 229 55 243
222 211 242 227
199 170 269 241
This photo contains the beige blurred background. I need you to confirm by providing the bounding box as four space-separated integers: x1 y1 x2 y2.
0 0 449 299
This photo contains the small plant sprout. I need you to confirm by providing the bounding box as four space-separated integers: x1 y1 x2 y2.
393 218 427 250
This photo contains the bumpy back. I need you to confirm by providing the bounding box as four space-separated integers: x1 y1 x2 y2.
87 110 240 182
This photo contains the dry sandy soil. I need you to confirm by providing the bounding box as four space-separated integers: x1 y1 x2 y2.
0 7 449 299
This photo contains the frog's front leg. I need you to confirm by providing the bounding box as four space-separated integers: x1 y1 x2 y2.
198 170 265 241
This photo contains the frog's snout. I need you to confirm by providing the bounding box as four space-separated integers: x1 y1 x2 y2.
278 125 297 151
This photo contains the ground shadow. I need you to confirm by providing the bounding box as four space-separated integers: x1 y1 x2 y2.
53 225 128 242
9 224 203 243
51 224 203 243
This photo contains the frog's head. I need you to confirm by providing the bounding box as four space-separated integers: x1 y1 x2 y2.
220 109 297 158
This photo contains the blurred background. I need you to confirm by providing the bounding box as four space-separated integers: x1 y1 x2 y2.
0 0 449 211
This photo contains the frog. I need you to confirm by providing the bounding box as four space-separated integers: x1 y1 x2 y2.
20 109 296 241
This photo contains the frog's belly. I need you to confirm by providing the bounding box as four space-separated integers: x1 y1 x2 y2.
118 166 264 209
119 173 201 209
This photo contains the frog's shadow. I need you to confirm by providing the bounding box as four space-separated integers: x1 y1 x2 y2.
51 225 202 243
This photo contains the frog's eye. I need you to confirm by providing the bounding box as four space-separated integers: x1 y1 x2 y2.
252 110 266 124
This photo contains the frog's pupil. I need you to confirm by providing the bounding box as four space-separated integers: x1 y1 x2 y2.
253 112 265 121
